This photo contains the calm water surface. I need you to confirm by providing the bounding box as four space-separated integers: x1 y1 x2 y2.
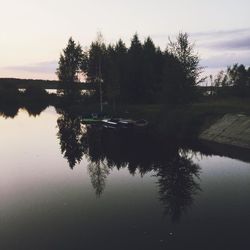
0 107 250 250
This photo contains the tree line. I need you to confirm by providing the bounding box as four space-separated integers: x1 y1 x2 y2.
56 32 203 105
211 64 250 97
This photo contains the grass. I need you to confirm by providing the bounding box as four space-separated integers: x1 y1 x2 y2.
191 97 250 116
112 97 250 140
115 97 250 120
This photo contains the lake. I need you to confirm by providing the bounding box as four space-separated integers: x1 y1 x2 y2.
0 107 250 250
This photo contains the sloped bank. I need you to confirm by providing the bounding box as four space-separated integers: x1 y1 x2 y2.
199 114 250 150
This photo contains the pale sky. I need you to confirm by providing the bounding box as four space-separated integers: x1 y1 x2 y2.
0 0 250 80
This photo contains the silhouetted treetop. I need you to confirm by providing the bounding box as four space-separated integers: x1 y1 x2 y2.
212 63 250 97
56 37 83 83
57 32 206 104
168 32 203 85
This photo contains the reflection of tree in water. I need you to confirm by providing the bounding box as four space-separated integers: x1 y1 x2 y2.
88 160 110 197
56 109 87 168
0 105 19 118
24 102 48 117
156 152 201 222
55 112 201 221
0 102 50 119
83 126 201 221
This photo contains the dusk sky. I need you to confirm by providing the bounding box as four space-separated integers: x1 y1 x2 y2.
1 0 249 80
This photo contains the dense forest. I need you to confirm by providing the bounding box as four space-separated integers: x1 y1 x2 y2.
57 33 250 106
56 33 203 106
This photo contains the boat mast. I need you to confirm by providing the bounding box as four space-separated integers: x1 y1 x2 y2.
98 58 103 113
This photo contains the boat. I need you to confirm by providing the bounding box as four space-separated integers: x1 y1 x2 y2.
117 119 135 129
82 113 106 125
102 118 148 130
102 118 121 129
82 118 103 124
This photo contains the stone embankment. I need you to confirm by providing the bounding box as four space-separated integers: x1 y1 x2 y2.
199 114 250 150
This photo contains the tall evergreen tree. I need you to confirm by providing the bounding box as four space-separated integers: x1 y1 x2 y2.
114 39 128 102
56 37 83 83
128 33 144 103
103 45 120 109
142 37 158 102
154 47 165 100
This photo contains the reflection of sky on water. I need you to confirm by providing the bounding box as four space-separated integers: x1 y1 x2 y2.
1 107 250 250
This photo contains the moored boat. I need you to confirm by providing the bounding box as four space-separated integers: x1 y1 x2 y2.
102 118 121 129
82 118 103 124
102 118 148 130
117 119 135 129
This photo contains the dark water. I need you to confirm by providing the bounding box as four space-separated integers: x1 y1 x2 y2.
0 107 250 250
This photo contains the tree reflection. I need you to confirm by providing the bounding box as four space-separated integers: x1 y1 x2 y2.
56 108 87 168
55 109 201 221
84 128 201 221
0 102 50 118
156 152 201 222
24 103 48 117
0 105 19 118
0 103 202 221
88 160 110 197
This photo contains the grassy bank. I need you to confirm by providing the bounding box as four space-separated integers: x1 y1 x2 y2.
111 97 250 141
191 97 250 116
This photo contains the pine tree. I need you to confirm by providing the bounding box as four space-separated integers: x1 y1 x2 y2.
128 33 143 103
56 37 83 83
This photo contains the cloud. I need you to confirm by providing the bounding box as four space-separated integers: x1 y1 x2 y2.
191 27 250 39
213 36 250 50
193 28 250 72
200 35 250 51
201 52 250 69
151 27 250 53
152 27 250 41
3 61 57 74
194 27 250 51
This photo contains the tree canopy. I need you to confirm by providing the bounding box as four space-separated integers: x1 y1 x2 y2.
212 64 250 97
57 33 204 105
56 37 83 83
